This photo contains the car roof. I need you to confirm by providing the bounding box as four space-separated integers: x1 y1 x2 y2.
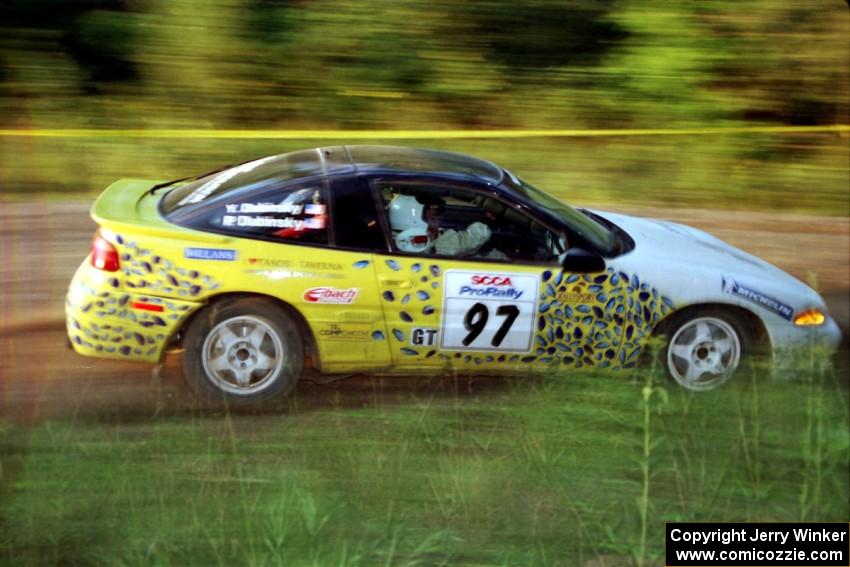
322 145 504 185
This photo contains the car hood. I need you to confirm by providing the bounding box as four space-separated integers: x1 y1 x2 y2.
590 209 827 312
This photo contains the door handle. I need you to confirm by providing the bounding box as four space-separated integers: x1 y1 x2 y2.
379 277 413 289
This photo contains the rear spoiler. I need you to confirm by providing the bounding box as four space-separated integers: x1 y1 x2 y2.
90 178 227 243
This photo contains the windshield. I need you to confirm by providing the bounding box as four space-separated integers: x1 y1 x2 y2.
502 170 617 255
160 149 324 215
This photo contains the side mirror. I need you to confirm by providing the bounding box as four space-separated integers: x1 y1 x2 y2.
561 248 606 273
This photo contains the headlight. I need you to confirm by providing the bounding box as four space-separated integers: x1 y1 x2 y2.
794 308 826 326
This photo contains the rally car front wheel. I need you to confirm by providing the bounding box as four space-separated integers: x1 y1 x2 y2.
662 310 752 391
182 297 303 405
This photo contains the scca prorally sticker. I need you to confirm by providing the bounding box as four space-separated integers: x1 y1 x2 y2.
722 276 793 320
460 275 525 299
440 270 539 352
303 287 359 304
411 327 438 347
184 248 237 261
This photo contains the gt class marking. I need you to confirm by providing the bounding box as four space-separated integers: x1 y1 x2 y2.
303 287 359 304
411 327 438 347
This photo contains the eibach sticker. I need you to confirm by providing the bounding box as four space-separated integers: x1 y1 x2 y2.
303 287 359 304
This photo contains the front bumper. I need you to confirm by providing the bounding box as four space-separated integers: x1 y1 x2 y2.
65 258 202 363
765 314 843 372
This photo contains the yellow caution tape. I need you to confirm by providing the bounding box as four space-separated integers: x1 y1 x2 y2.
0 125 847 139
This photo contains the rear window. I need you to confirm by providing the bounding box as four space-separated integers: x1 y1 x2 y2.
160 149 324 214
167 182 329 245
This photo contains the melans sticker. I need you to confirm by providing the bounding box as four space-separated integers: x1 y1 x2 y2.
184 248 237 261
303 287 359 304
722 276 793 320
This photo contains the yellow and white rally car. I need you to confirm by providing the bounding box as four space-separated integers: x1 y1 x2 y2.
66 146 841 404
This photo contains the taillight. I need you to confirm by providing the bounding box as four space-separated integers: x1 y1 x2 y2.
91 233 120 272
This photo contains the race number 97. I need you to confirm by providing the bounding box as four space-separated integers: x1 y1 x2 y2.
440 271 539 353
462 303 519 347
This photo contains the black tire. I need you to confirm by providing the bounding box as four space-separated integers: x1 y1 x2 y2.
660 308 754 391
182 297 304 405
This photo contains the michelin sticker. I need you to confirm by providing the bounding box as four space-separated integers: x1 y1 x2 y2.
440 270 539 352
722 276 793 321
184 248 237 261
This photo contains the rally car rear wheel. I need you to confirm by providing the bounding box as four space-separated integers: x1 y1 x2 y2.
663 311 750 391
183 298 303 404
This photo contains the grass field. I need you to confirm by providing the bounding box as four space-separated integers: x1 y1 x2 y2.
2 357 847 566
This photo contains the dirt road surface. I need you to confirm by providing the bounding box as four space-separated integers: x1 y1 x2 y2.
1 201 847 423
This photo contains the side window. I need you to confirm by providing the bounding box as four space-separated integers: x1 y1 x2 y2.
377 181 563 263
329 177 387 251
203 182 329 244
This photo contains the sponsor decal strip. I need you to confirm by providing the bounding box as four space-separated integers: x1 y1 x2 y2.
722 276 793 320
247 259 343 270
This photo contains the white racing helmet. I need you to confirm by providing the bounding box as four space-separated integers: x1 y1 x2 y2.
389 194 432 252
388 194 426 231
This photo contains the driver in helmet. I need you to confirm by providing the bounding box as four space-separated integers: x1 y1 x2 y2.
389 194 499 257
